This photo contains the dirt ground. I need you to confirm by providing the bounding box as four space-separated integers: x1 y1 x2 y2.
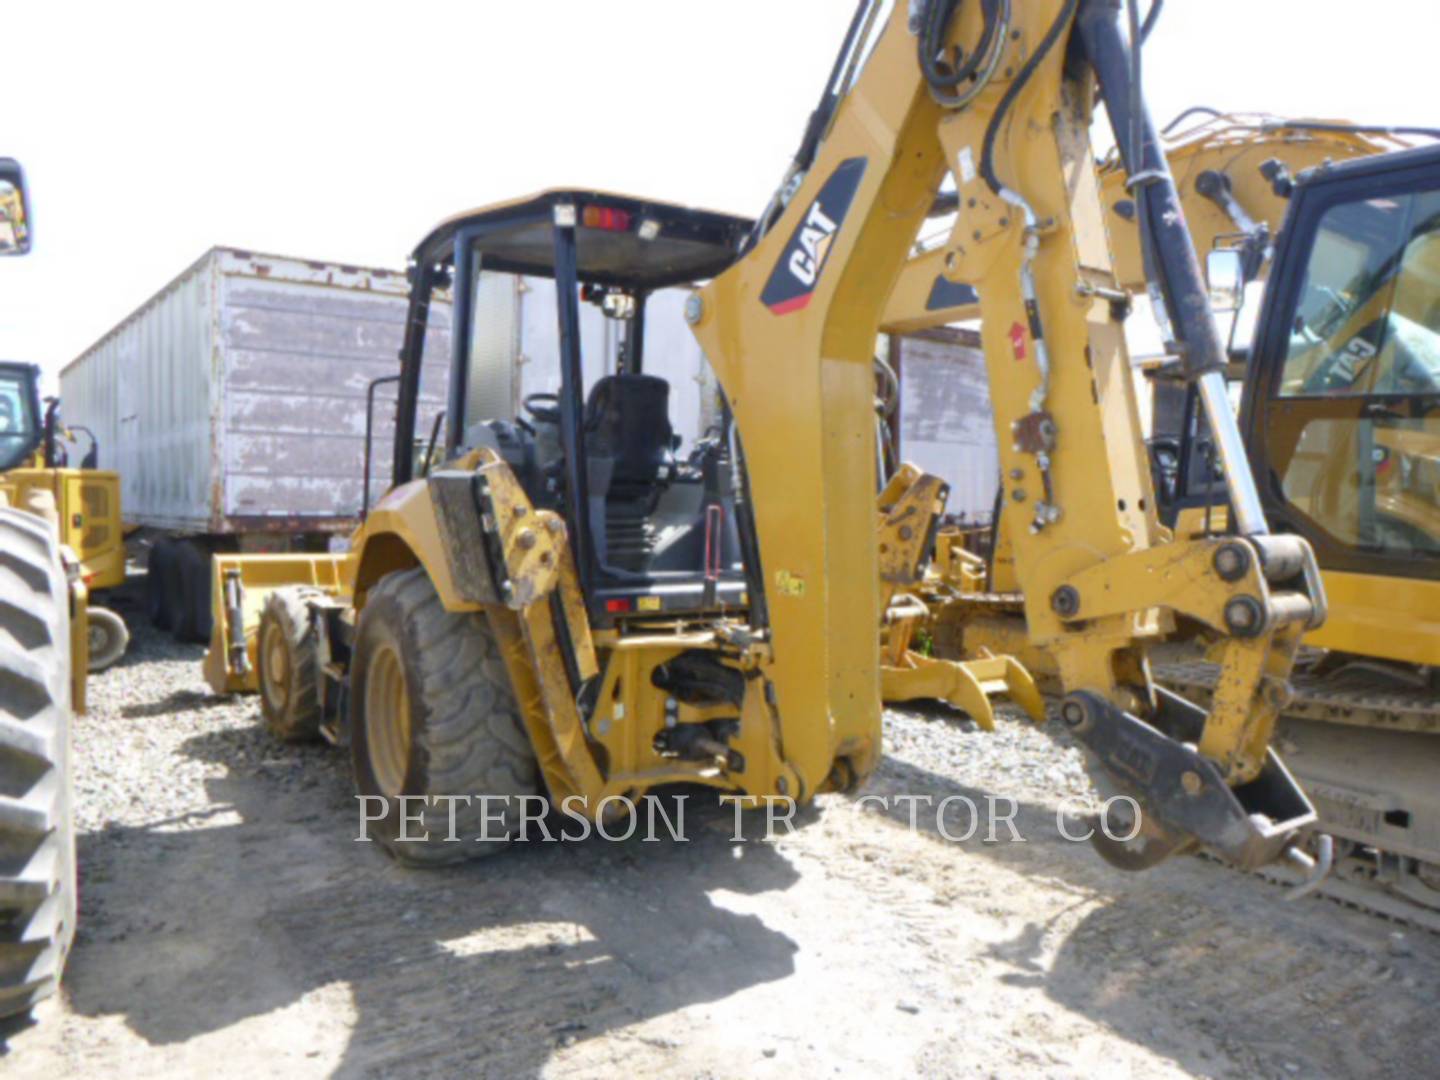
5 624 1439 1079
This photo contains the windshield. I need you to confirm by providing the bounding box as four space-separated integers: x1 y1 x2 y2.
0 367 38 470
1280 191 1440 397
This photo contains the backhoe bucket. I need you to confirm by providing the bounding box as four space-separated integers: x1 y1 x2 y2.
881 648 1045 730
203 552 354 694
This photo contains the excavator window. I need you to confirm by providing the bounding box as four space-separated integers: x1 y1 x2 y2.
1257 181 1440 567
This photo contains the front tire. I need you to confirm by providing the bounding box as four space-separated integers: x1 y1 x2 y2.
85 606 129 673
0 508 77 1019
257 587 324 742
350 568 539 867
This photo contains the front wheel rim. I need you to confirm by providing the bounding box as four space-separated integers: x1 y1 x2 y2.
364 642 411 797
260 620 289 713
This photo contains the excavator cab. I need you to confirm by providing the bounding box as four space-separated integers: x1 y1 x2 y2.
1242 145 1440 576
395 192 757 624
1160 145 1440 652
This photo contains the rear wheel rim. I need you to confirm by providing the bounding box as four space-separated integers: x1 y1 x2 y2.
261 620 289 713
365 643 411 797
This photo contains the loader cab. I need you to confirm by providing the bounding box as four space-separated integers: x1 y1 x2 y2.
1240 144 1440 580
393 191 757 625
0 361 43 472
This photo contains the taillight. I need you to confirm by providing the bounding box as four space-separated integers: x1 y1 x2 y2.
582 205 632 232
604 598 632 613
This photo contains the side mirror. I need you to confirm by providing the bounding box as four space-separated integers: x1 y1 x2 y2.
1206 249 1244 313
0 159 31 256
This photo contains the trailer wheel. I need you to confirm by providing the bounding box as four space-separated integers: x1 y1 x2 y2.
0 508 77 1019
85 606 129 673
173 540 212 644
257 588 324 742
147 539 180 632
350 567 539 866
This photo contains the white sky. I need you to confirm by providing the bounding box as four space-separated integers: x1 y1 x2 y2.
3 0 1434 387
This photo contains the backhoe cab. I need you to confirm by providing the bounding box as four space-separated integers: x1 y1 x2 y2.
402 192 756 622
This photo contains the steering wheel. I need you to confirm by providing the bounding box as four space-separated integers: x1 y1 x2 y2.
523 391 561 425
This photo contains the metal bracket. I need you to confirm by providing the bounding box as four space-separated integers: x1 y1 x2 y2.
1060 689 1316 870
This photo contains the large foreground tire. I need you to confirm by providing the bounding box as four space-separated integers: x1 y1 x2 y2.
85 606 129 673
350 567 539 867
257 587 324 742
0 508 76 1019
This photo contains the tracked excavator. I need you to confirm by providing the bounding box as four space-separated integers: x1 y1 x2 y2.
884 107 1440 924
0 160 86 1019
206 0 1336 887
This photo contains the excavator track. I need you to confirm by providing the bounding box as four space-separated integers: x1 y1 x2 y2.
1158 658 1440 933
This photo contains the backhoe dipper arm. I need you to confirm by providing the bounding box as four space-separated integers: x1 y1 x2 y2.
688 0 1326 870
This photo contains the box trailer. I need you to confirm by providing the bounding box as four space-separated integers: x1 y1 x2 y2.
61 249 718 643
61 248 451 640
892 326 1001 525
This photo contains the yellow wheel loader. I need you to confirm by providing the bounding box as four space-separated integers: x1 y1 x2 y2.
0 160 84 1020
887 107 1440 923
0 382 129 672
209 0 1335 884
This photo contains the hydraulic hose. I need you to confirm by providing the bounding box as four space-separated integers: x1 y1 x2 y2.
918 0 1012 108
976 0 1079 431
1077 0 1269 536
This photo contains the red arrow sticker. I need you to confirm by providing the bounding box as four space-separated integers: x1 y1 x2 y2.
1009 321 1027 361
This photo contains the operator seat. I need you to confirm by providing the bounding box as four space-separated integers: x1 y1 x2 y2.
583 373 675 500
583 372 676 576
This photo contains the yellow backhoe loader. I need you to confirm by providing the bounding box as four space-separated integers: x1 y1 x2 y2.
0 160 83 1019
886 108 1440 924
207 0 1334 887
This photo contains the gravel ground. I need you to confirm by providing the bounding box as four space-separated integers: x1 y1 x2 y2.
5 622 1440 1078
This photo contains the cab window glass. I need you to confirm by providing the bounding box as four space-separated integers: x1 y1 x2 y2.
0 369 37 469
1279 190 1440 397
1266 187 1440 560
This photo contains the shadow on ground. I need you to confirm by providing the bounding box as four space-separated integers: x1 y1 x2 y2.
851 744 1440 1079
58 726 803 1077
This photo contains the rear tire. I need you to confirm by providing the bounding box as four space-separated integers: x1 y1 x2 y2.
173 541 212 644
147 539 179 632
350 567 539 866
85 606 129 673
0 508 76 1020
257 588 324 742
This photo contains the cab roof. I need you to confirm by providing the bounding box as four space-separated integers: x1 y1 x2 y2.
413 189 753 291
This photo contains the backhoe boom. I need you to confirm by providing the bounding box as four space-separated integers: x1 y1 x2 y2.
689 0 1326 870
